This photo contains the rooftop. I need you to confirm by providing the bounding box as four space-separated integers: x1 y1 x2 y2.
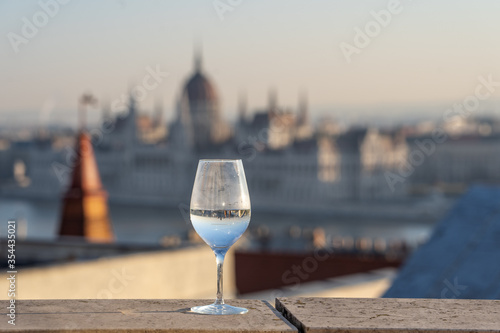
384 185 500 299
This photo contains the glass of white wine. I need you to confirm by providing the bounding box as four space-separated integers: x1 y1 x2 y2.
190 159 251 315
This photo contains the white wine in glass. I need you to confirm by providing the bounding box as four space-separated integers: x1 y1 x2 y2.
190 159 251 315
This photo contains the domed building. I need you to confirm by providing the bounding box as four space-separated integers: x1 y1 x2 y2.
171 50 231 151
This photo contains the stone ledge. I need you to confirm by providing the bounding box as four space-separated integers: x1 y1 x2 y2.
2 298 499 333
276 297 500 333
0 299 297 332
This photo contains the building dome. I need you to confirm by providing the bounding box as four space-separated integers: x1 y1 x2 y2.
184 71 218 103
175 48 230 150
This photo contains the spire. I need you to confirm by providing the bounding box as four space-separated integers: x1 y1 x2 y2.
154 98 163 126
58 94 114 243
268 88 277 114
298 89 308 126
101 99 111 121
78 93 97 131
125 93 138 145
59 94 113 242
238 91 247 124
128 93 137 115
58 132 114 243
194 40 202 73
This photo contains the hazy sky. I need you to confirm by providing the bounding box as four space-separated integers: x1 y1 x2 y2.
1 0 500 126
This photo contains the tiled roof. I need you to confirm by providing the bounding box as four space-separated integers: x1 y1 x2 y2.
384 185 500 299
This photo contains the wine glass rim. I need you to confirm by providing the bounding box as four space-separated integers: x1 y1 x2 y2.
199 159 242 162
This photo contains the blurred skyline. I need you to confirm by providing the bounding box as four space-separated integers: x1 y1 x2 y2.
1 0 500 126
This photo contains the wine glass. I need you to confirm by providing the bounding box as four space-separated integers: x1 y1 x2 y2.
190 159 251 315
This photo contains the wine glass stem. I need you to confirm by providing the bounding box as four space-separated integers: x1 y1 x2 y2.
214 249 226 305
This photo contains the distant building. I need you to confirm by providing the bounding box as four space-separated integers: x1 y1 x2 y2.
336 127 408 200
1 49 409 209
407 117 500 192
174 50 231 151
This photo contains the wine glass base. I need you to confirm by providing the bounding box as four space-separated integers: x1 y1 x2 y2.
191 303 248 315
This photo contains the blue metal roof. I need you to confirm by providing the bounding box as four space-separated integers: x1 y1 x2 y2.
384 185 500 299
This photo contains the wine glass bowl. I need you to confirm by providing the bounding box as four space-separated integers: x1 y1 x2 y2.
190 159 251 315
